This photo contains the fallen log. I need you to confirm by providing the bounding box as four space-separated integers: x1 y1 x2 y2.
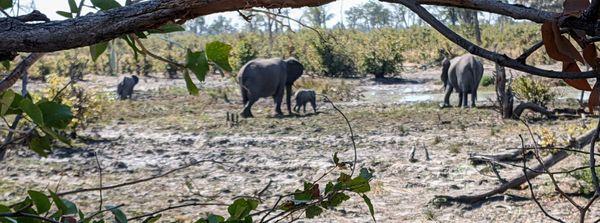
443 128 596 204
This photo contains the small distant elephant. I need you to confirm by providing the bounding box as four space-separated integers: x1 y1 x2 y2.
238 57 304 118
294 89 317 114
441 54 484 108
117 75 139 100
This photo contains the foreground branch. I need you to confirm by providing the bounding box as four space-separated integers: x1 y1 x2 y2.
442 128 596 204
0 0 333 53
387 0 596 79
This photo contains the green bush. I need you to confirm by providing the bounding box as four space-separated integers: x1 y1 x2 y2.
358 30 404 78
512 76 556 107
480 75 494 87
312 37 357 77
230 39 258 71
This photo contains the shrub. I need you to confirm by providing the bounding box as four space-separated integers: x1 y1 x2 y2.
312 37 357 77
230 39 258 71
37 74 107 132
512 76 556 107
358 30 404 78
480 75 494 87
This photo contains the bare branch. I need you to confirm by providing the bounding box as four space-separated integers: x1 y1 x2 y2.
57 159 225 196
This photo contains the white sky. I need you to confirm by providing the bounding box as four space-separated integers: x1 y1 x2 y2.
19 0 372 27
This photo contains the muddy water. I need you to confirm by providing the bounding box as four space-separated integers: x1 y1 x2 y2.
360 81 586 105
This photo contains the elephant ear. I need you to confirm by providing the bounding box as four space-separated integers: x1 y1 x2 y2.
285 58 304 85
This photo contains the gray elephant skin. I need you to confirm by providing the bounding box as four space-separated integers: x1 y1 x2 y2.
238 57 304 118
117 75 139 100
441 54 484 108
294 89 317 114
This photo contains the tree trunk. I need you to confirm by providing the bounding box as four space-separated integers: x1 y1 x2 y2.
495 63 513 119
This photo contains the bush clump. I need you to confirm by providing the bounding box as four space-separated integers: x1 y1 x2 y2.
512 76 556 107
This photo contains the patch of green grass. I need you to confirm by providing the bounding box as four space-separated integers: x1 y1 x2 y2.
448 143 462 154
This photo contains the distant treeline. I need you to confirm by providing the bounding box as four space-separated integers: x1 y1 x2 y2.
3 23 550 79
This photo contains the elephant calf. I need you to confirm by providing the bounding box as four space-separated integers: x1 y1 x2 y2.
294 89 317 114
117 75 139 100
238 57 304 118
441 54 483 108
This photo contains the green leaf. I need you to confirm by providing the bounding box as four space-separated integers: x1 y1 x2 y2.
347 176 370 193
91 0 121 10
1 60 10 70
0 0 12 9
38 101 73 129
68 0 78 14
205 41 232 72
148 24 185 34
325 192 350 208
333 152 339 165
19 99 43 126
56 11 73 18
0 90 15 116
27 190 50 214
183 71 199 96
359 168 374 181
49 191 67 215
142 214 161 223
206 215 224 223
29 134 52 157
227 198 259 221
90 42 109 62
108 206 127 223
186 50 209 81
62 199 78 215
362 194 376 222
325 182 334 194
305 205 323 219
41 126 71 145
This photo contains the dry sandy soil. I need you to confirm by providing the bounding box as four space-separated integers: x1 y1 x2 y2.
1 65 599 222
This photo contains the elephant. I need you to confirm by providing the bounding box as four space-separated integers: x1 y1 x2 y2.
238 57 304 118
117 75 139 100
441 54 484 108
294 89 317 114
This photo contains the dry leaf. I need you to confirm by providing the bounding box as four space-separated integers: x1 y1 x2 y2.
541 22 572 62
563 0 590 14
551 21 585 63
589 82 600 113
562 62 592 91
583 43 599 68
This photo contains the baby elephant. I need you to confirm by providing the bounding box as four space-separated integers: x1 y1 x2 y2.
117 75 139 100
294 89 317 114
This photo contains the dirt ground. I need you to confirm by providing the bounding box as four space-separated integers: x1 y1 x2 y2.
2 65 599 222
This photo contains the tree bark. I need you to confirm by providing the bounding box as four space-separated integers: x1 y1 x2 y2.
0 0 333 53
446 128 596 203
495 63 513 119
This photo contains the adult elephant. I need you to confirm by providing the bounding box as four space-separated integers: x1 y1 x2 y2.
441 54 484 108
238 57 304 118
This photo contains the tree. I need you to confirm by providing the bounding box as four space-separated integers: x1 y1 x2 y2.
206 15 237 35
345 1 392 31
186 17 207 35
302 6 334 28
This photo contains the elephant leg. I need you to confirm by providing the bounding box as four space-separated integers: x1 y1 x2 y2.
461 92 469 108
285 85 293 115
273 95 284 116
442 85 453 108
471 89 477 108
458 92 463 108
241 98 257 118
303 103 307 113
310 99 317 113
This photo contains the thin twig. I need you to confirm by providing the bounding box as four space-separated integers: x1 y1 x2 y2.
57 159 225 196
127 202 228 221
519 135 566 223
94 151 103 213
322 95 357 177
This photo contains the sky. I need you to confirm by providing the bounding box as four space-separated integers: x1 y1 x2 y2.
17 0 373 28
